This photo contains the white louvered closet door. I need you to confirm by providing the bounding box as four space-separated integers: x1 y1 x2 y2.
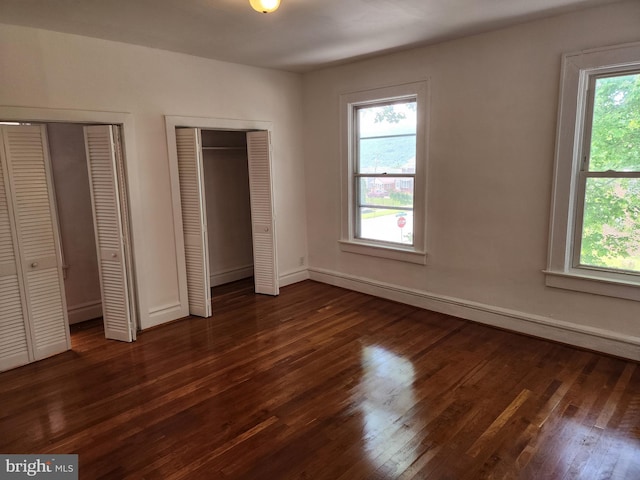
246 131 279 296
176 128 211 317
84 125 135 342
1 125 70 362
0 135 31 371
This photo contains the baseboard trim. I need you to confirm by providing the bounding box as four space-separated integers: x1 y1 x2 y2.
67 300 102 325
308 267 640 361
280 268 310 287
210 265 254 287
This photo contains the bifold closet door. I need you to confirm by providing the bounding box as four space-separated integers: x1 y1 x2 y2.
0 138 31 371
246 131 279 296
176 128 211 317
0 125 70 365
84 125 136 342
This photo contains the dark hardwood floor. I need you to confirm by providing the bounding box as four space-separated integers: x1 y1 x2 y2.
1 279 639 479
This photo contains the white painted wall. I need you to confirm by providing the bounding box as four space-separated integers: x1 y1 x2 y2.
302 1 640 358
47 123 102 324
0 23 308 329
202 131 254 286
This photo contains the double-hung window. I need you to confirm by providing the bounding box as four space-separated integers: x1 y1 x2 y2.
547 43 640 300
340 82 428 264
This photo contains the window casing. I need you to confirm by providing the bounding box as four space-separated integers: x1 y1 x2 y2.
546 43 640 301
340 82 428 264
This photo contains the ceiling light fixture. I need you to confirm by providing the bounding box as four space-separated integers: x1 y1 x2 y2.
250 0 280 13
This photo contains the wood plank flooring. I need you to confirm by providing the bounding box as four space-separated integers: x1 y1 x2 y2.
1 279 639 479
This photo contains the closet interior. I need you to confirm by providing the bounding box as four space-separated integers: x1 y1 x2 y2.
47 123 103 326
201 129 254 289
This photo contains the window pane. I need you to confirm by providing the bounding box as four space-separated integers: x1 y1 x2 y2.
359 136 416 173
354 99 417 247
359 208 413 245
358 177 414 208
589 73 640 172
357 101 416 173
580 177 640 272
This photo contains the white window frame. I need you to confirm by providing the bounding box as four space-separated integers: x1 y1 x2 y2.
546 42 640 301
339 81 429 265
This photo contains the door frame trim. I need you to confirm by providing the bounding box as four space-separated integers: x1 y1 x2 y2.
164 115 275 317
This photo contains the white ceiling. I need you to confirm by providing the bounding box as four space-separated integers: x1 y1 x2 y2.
0 0 624 72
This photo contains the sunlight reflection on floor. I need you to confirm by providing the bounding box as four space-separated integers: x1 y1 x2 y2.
359 345 418 472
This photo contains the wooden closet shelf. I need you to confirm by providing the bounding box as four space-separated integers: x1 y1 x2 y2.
202 146 247 151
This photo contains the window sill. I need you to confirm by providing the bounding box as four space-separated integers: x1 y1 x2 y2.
544 269 640 302
339 240 427 265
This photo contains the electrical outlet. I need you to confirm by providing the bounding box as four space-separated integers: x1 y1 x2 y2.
298 256 305 267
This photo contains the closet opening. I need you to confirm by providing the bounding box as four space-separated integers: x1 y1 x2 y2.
174 125 279 318
0 120 137 370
